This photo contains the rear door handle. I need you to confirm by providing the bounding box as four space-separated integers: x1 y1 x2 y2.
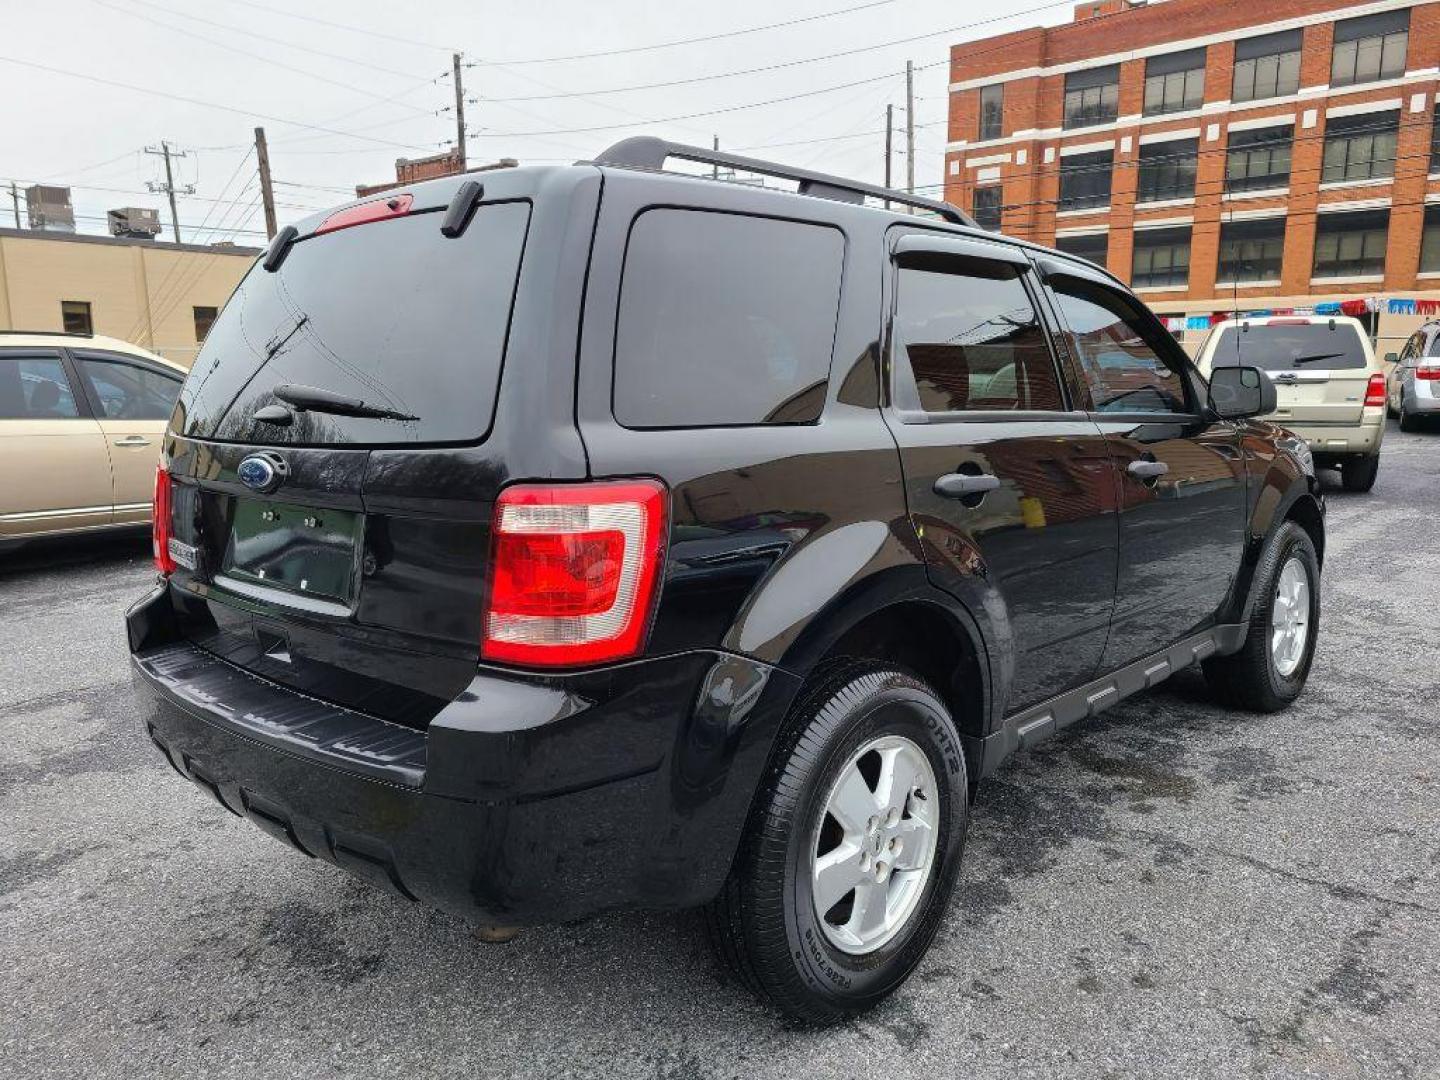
113 436 152 447
1127 460 1169 479
933 472 1001 498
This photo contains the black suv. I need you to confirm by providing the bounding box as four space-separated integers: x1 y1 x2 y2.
128 138 1324 1023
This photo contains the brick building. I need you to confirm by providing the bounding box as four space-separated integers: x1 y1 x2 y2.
945 0 1440 349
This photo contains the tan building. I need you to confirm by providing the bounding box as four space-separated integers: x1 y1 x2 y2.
0 227 259 369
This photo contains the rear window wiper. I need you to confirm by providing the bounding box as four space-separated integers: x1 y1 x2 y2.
1290 352 1346 365
272 383 419 422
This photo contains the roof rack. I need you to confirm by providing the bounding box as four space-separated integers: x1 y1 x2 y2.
591 137 976 228
0 329 93 338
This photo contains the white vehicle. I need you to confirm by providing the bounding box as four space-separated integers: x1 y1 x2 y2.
1386 319 1440 432
1196 315 1386 492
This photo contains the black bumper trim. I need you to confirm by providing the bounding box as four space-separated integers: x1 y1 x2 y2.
134 641 427 788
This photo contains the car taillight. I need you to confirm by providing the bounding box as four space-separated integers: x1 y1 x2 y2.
482 480 668 668
152 464 175 576
1364 373 1387 407
1416 366 1440 381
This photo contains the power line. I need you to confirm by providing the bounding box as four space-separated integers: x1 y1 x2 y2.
472 0 898 66
92 0 440 120
0 54 440 154
479 0 1079 101
206 0 456 52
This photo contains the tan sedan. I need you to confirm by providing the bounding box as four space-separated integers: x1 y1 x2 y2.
0 332 186 546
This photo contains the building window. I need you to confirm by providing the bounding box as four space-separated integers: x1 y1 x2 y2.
1218 218 1286 282
1322 110 1399 184
1132 227 1192 289
1143 48 1206 116
978 84 1004 141
60 300 92 335
1313 209 1390 278
193 306 218 343
1054 232 1108 269
1225 125 1293 193
972 185 1003 231
1137 139 1198 202
1422 206 1440 274
1058 150 1113 211
1431 102 1439 174
1232 29 1303 102
1330 10 1409 88
1063 65 1120 129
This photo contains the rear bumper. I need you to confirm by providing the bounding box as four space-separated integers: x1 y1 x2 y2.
1288 413 1385 458
128 585 800 925
1401 384 1440 413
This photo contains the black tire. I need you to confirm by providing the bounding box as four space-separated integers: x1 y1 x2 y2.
705 662 969 1024
1398 406 1421 433
1341 452 1379 492
1202 521 1320 712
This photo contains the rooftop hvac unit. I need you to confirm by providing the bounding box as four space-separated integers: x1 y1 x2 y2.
25 185 75 232
107 206 162 239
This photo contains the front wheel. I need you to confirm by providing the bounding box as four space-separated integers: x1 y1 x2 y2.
1203 521 1320 712
705 663 969 1024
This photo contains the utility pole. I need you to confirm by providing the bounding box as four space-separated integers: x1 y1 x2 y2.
905 61 916 200
884 104 894 205
144 141 194 243
254 127 278 240
712 135 719 179
8 181 20 228
453 52 468 170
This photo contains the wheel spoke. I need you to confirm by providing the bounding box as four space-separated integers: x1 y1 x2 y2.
830 764 881 834
890 818 933 871
848 881 890 939
813 842 863 914
875 746 922 812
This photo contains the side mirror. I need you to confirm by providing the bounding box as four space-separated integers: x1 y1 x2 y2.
1208 365 1276 420
1384 351 1399 364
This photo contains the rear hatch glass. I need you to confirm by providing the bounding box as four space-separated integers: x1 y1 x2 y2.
1208 322 1369 372
175 200 531 446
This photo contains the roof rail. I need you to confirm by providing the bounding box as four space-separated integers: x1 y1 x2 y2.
590 136 976 228
0 329 93 338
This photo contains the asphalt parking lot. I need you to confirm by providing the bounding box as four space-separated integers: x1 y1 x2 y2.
3 420 1437 1080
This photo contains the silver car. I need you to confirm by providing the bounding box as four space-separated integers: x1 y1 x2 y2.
1387 321 1440 432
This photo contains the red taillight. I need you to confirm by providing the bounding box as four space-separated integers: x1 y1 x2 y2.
1364 373 1387 407
482 480 668 668
314 193 413 235
152 464 175 576
1415 366 1440 381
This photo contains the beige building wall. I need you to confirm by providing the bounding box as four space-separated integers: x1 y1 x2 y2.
0 228 259 369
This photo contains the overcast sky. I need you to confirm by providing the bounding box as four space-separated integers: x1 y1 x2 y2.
0 0 1070 245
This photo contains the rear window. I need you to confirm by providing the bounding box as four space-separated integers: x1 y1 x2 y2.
613 209 843 428
175 201 530 445
1209 322 1369 371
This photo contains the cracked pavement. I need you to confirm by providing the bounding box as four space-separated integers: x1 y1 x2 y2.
2 420 1438 1079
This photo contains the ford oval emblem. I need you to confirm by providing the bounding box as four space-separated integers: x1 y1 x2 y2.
238 452 287 493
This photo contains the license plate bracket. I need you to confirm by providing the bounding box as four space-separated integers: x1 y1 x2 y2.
219 498 362 604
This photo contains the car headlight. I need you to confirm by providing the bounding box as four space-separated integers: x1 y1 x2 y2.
1278 434 1314 477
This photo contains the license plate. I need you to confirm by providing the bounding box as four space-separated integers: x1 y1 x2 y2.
167 537 199 571
219 499 361 603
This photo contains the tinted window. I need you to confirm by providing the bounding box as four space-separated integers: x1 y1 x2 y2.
979 84 1004 141
76 353 182 420
1218 218 1285 283
1059 150 1113 211
1143 49 1206 116
1429 334 1440 358
1137 139 1198 202
1132 227 1192 289
1063 66 1120 129
613 209 842 428
1322 111 1399 184
1421 205 1440 274
1313 209 1390 278
972 186 1002 231
0 353 79 419
1233 30 1302 102
1209 323 1369 371
1331 9 1408 87
1051 280 1189 414
1226 125 1293 193
61 301 92 336
177 202 531 445
892 258 1064 413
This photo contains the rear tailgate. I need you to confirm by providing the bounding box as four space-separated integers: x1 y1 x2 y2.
158 168 597 727
1209 321 1373 426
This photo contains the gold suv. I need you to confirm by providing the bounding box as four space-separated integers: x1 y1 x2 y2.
0 331 185 547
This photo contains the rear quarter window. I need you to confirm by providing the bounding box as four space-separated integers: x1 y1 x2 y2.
613 209 844 428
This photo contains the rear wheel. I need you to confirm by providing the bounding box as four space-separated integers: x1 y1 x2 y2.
1203 521 1319 712
1341 453 1379 492
705 663 968 1024
1399 406 1421 433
